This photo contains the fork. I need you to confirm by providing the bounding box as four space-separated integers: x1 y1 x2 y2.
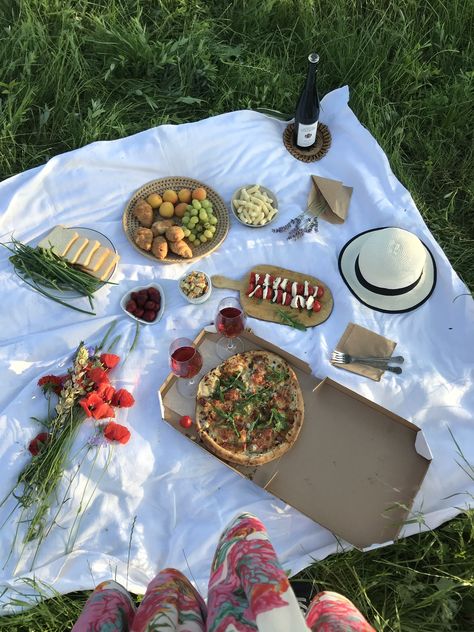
331 355 402 374
331 351 404 364
331 352 402 375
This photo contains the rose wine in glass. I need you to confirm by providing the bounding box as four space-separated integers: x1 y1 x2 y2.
169 338 203 398
215 297 246 359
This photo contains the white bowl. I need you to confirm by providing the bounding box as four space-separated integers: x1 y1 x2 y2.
231 184 279 228
178 270 212 304
120 283 165 325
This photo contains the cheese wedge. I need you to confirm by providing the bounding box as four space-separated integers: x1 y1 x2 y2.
75 240 101 267
64 236 89 264
38 226 79 258
83 251 120 281
82 245 111 272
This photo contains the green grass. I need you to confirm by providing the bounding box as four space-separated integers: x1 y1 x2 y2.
0 0 473 629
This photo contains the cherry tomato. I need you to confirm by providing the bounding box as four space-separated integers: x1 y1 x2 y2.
317 286 325 298
179 415 193 429
312 300 321 312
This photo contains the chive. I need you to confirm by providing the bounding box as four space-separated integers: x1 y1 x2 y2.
2 237 110 314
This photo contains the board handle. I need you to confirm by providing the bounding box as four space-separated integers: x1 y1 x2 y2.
211 275 243 291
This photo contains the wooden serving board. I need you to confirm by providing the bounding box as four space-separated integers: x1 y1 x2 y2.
212 264 333 328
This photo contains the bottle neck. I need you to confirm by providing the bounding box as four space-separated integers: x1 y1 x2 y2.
305 61 318 93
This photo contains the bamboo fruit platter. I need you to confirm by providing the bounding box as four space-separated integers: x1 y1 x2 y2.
212 264 333 328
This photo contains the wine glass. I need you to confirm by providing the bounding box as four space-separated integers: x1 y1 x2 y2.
169 338 203 398
215 297 246 359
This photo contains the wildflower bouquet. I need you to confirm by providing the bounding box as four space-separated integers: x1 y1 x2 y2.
1 330 135 569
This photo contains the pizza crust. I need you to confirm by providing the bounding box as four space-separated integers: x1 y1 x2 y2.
196 350 304 466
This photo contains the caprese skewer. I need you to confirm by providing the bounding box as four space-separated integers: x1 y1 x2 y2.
247 271 324 312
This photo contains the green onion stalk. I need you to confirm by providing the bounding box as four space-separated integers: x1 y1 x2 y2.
2 237 108 315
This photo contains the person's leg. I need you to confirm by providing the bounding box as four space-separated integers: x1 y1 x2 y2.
131 568 206 632
72 580 136 632
305 591 375 631
206 512 308 632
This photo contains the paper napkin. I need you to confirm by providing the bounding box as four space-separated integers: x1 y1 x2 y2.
308 175 353 224
331 322 397 381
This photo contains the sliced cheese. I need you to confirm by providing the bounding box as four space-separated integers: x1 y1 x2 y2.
82 245 111 272
64 236 89 264
38 226 79 258
75 240 101 267
82 251 120 281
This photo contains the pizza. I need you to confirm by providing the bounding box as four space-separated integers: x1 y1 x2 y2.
196 350 304 466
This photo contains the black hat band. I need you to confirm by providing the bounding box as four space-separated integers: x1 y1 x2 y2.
355 255 423 297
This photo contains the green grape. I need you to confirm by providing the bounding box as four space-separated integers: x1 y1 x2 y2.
204 229 213 239
194 237 202 245
209 225 216 234
200 236 208 243
190 208 198 217
196 224 203 233
204 222 211 229
188 233 196 242
192 199 201 210
186 204 193 210
182 215 190 225
199 211 208 222
201 200 211 209
189 218 198 227
209 216 218 225
183 228 191 237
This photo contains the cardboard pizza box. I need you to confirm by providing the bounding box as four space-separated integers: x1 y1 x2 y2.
158 327 432 549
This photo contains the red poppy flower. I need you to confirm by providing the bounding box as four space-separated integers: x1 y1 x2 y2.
38 375 63 395
80 392 116 420
96 381 116 402
79 392 104 418
103 421 131 445
100 353 120 370
111 388 135 408
92 401 115 420
87 367 109 385
28 432 50 456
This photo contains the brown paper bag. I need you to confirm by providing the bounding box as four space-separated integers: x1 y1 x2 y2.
308 175 353 224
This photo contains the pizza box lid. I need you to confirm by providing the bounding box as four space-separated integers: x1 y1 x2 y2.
158 327 432 549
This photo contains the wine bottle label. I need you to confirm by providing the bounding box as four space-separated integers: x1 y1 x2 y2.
296 122 318 147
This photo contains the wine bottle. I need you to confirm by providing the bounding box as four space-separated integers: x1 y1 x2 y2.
294 53 320 149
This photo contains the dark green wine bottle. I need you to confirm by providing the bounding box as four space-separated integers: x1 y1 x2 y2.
294 53 320 149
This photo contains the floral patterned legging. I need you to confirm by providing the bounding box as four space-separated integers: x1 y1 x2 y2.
72 513 375 632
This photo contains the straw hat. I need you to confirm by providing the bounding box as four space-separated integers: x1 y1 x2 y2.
338 227 437 313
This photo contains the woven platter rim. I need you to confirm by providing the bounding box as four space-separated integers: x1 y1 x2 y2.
123 176 230 264
283 123 331 162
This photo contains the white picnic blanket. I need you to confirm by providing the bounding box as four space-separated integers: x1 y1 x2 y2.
0 86 473 612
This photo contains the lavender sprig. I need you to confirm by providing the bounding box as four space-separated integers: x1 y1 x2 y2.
273 212 319 240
